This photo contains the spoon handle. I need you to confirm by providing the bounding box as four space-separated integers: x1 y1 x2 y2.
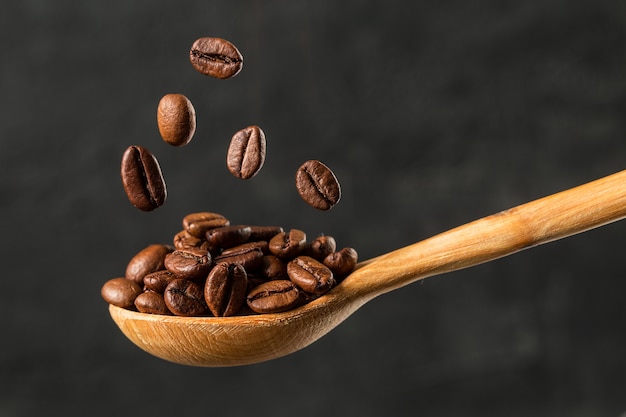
346 169 626 298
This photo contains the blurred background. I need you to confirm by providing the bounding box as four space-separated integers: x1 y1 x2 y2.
2 0 626 415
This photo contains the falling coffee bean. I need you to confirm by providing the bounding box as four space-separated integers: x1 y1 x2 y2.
295 160 341 210
120 145 167 211
189 37 243 79
227 125 266 179
157 93 196 147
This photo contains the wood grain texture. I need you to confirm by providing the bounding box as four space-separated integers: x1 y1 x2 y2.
110 169 626 367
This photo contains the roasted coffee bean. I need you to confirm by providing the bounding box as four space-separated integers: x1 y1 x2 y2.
134 291 170 315
183 212 230 238
164 279 207 316
125 244 174 284
227 125 266 179
189 37 243 79
120 145 167 211
157 93 196 147
247 225 284 242
143 270 176 293
215 244 264 270
242 240 270 255
173 230 210 251
295 160 341 211
205 263 248 317
307 235 337 261
261 255 288 280
287 256 335 295
324 247 358 278
268 229 306 259
205 225 251 251
247 280 302 314
164 247 212 280
101 277 142 309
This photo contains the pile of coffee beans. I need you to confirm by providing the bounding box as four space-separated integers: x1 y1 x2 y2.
101 212 358 316
108 37 356 316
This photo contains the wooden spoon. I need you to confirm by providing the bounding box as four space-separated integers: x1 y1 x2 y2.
109 169 626 367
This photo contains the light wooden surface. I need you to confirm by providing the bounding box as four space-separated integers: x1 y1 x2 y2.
110 169 626 367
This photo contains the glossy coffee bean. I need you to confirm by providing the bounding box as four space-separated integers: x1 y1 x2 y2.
324 247 358 278
205 225 251 251
307 235 336 261
215 243 264 271
247 225 284 242
268 229 306 259
227 125 266 179
157 93 196 147
101 277 142 309
134 291 170 315
246 280 301 314
164 279 207 316
125 244 174 284
287 256 335 295
189 37 243 79
173 230 210 251
183 212 230 238
120 145 167 211
295 160 341 210
204 263 248 317
143 270 176 293
164 247 212 280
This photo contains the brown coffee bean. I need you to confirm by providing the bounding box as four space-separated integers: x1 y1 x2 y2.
246 280 301 314
143 270 176 293
101 277 142 309
268 229 306 259
295 160 341 210
164 279 208 316
227 125 266 179
204 263 248 317
261 255 288 280
323 247 359 278
157 93 196 147
247 225 284 242
125 244 174 284
189 37 243 79
307 235 337 261
120 145 167 211
205 225 251 251
183 212 230 238
215 244 264 271
134 291 170 315
287 256 335 295
164 247 212 280
173 230 210 251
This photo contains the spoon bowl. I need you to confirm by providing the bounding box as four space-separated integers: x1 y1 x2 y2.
109 277 369 367
109 169 626 366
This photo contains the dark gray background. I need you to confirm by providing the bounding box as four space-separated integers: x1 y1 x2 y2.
2 0 626 416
